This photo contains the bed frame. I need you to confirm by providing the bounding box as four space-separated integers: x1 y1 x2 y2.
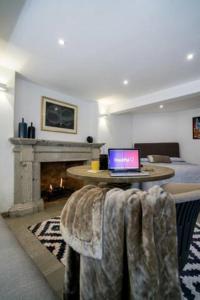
134 142 180 158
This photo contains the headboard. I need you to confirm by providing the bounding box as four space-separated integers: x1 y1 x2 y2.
134 143 180 158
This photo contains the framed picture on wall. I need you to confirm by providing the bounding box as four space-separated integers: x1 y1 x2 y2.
41 96 78 134
193 116 200 139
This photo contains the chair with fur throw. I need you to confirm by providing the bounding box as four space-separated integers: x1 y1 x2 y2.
61 185 181 300
162 183 200 271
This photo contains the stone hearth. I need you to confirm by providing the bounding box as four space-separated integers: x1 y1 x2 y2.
9 138 104 216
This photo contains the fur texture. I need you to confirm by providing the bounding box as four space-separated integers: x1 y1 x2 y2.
61 185 109 259
61 185 181 300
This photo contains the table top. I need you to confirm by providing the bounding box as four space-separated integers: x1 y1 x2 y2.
67 165 175 183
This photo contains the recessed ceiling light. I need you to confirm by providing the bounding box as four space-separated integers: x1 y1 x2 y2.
159 104 164 109
123 80 129 85
58 38 65 46
186 53 194 61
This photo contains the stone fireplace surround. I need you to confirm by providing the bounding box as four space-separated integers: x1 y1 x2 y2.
9 138 104 216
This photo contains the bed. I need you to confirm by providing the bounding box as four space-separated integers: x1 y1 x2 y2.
134 142 200 189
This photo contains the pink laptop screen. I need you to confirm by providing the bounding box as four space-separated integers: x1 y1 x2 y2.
108 149 140 170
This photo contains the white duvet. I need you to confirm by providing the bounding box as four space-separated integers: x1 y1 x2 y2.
142 161 200 190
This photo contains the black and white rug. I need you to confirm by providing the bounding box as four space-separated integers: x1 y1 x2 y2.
28 217 200 300
28 217 67 265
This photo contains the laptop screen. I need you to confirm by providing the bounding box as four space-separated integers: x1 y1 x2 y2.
108 149 140 171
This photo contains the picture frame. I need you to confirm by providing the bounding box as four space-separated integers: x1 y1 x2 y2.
41 96 78 134
193 116 200 139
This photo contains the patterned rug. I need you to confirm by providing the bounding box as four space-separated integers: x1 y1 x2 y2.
28 217 200 300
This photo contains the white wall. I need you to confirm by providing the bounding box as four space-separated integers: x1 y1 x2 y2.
15 76 98 142
15 75 133 151
97 113 133 151
132 112 178 143
132 108 200 164
0 67 15 212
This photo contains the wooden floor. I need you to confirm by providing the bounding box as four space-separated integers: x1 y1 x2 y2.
4 198 67 299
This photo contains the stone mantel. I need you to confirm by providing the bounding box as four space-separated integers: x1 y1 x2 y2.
10 138 104 148
9 138 104 216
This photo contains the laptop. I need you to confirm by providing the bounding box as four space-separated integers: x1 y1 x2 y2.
108 148 149 177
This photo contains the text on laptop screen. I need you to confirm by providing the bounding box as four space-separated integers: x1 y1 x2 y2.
108 149 140 170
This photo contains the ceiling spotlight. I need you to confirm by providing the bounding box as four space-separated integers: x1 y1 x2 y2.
0 83 7 92
58 38 65 46
123 80 129 85
159 104 164 109
186 53 194 61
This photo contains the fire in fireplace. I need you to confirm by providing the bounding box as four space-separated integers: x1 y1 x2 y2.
41 161 84 201
41 177 72 201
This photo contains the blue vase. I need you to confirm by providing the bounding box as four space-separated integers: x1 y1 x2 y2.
28 122 35 139
18 118 28 138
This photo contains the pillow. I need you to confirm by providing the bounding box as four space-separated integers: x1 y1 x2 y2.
141 158 149 162
170 157 185 162
147 155 171 163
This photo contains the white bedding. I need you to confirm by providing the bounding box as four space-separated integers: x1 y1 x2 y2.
141 161 200 190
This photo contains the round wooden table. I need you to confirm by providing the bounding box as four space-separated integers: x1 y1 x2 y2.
67 165 175 184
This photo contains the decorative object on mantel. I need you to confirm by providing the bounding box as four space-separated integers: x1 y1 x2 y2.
18 118 28 138
86 136 93 143
41 96 78 134
28 122 36 139
193 116 200 139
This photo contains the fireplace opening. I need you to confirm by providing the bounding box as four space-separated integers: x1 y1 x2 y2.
41 161 84 201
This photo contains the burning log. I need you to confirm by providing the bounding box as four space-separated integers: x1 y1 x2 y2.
41 178 74 201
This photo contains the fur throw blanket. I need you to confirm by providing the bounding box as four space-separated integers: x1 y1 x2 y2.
61 185 181 300
60 185 109 259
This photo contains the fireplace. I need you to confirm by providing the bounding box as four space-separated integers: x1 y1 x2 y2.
9 138 104 216
41 161 84 201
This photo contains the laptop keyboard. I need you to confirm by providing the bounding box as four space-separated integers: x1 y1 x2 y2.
110 171 149 177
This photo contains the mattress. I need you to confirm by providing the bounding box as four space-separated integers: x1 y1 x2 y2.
141 161 200 190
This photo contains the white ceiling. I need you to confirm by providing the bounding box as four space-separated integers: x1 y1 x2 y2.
0 0 200 110
131 93 200 114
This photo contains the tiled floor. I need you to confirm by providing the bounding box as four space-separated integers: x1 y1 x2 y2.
4 198 67 299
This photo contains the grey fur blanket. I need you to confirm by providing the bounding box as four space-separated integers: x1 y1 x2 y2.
61 185 181 300
60 185 109 259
